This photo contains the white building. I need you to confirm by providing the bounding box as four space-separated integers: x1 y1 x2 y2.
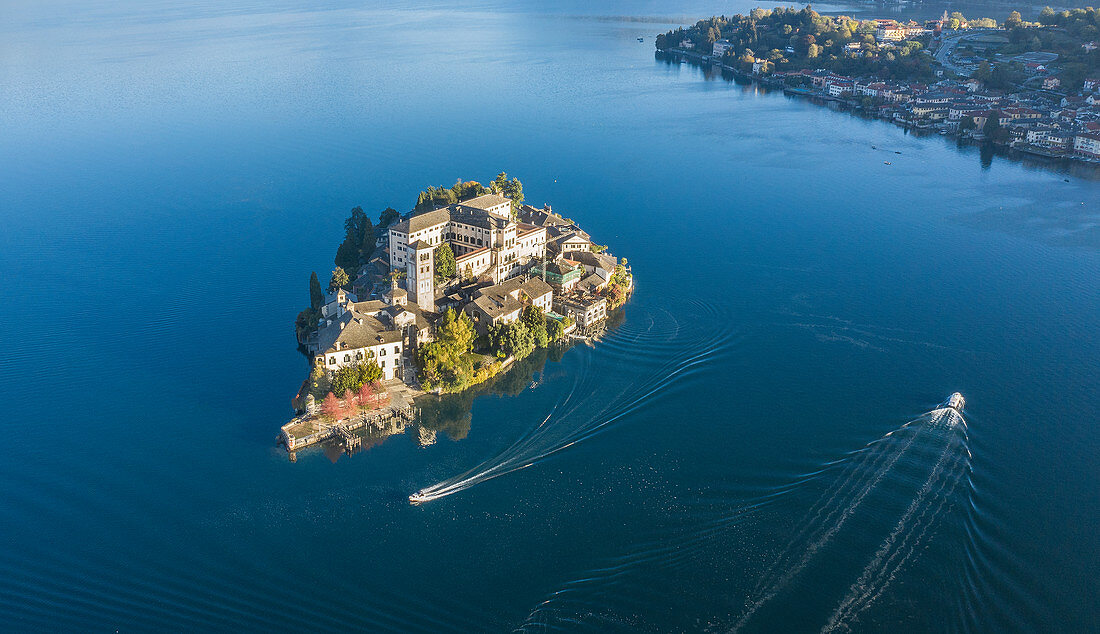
554 293 608 330
712 39 732 58
388 194 548 310
304 286 435 382
1074 133 1100 158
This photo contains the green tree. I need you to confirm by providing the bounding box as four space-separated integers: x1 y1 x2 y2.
522 305 549 349
796 33 816 55
296 308 320 339
330 267 349 291
434 243 456 282
309 363 330 400
491 321 535 359
356 360 383 386
339 206 375 271
548 318 565 341
438 309 475 355
309 271 325 309
974 61 992 81
490 172 524 214
331 365 359 397
334 239 359 274
378 207 400 228
417 309 476 391
1005 11 1023 29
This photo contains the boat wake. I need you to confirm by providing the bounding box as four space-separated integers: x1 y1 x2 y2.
820 406 969 632
512 397 972 631
409 302 737 505
734 403 969 631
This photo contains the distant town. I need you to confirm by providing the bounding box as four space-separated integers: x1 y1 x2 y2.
657 6 1100 163
281 175 633 454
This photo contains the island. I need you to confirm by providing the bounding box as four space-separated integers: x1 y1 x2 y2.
657 6 1100 164
280 174 633 455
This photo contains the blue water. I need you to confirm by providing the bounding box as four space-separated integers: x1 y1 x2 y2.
2 1 1098 631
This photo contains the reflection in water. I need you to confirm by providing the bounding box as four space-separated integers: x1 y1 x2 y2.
411 302 737 503
416 340 579 446
659 52 1100 179
310 316 612 459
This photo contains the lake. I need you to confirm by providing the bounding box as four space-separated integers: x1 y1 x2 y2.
1 1 1097 631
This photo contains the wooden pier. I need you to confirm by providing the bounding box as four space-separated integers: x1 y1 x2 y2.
280 402 417 453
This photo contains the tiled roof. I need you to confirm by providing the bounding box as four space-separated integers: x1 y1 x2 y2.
458 193 511 211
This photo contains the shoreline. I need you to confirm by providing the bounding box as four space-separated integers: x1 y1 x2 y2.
279 299 632 456
658 47 1100 170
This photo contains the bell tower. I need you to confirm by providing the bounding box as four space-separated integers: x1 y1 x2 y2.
406 240 435 312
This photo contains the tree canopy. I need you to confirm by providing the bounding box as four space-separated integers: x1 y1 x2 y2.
657 6 941 81
490 172 524 213
309 271 324 309
335 206 375 276
329 266 350 291
417 309 477 392
377 207 400 228
434 243 456 283
415 179 490 211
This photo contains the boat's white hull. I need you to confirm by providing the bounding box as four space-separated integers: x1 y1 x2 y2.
944 392 965 412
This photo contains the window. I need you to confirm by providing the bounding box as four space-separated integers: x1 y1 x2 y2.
381 360 385 368
394 346 400 354
329 356 336 365
344 354 350 363
380 348 386 356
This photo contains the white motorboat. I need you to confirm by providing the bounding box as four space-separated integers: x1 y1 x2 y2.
944 392 965 412
409 491 429 505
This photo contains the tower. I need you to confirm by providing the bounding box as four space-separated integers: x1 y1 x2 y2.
406 240 435 312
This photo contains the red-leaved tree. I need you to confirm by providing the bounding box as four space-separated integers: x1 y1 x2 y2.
358 382 375 408
342 389 358 418
321 392 340 419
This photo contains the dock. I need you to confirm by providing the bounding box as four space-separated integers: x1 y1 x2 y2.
280 382 419 453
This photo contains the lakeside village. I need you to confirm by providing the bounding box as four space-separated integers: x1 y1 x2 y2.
657 6 1100 163
279 175 633 456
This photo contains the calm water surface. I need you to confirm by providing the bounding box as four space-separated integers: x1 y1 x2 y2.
1 1 1098 631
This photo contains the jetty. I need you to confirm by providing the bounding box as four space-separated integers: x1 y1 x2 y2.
280 382 418 453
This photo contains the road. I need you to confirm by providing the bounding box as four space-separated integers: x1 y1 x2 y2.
932 28 998 77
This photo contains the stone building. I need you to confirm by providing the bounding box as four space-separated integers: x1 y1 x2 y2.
388 194 548 311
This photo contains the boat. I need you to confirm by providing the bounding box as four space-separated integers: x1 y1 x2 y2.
637 37 643 42
409 491 429 505
884 161 892 165
944 392 965 412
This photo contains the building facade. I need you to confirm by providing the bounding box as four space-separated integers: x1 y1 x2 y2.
388 194 548 311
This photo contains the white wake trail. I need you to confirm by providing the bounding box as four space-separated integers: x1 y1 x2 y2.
733 413 936 630
412 311 734 504
823 410 969 632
